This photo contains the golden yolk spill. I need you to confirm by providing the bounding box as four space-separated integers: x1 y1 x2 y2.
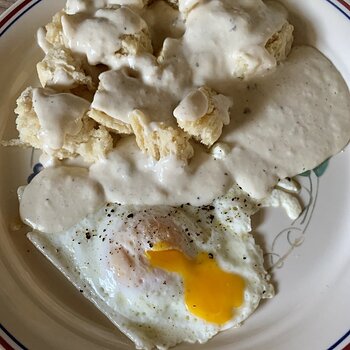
145 246 245 325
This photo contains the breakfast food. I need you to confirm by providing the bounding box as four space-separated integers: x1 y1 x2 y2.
45 11 65 46
88 107 133 134
27 200 273 350
130 109 194 161
22 171 299 350
173 86 232 147
36 44 94 91
62 6 153 65
4 0 350 349
265 22 294 62
12 87 113 161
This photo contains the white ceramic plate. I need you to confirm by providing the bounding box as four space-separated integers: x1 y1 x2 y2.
1 1 350 349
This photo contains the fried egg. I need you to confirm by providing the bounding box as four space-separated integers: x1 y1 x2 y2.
26 183 293 350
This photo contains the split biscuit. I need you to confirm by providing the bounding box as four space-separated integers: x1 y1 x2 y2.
130 109 194 162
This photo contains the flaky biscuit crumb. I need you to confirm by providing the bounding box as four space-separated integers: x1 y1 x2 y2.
61 8 153 64
234 22 294 78
117 29 153 56
88 108 133 135
37 45 94 91
174 87 232 147
130 110 194 162
13 87 113 162
46 9 152 65
265 22 294 63
164 0 200 12
45 11 65 46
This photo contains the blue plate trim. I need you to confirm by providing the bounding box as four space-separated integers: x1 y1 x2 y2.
325 0 350 19
0 0 43 37
0 324 28 350
328 330 350 350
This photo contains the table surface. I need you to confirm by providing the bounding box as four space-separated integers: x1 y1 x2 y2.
0 0 16 15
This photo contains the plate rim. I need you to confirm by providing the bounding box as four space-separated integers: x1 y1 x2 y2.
0 0 350 349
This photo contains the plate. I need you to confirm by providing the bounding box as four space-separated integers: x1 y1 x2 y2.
0 1 350 349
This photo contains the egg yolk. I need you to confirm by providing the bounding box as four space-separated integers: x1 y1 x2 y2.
146 246 245 325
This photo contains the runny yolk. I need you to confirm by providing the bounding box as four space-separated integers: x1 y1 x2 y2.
145 246 245 325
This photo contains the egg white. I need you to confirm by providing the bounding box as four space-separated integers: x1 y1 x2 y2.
27 184 300 349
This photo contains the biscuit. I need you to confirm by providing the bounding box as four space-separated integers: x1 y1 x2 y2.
174 87 232 147
233 21 294 78
117 29 153 56
166 0 200 12
265 22 294 63
66 0 153 13
88 108 133 135
12 87 113 162
45 11 65 46
61 7 153 65
130 109 194 161
37 45 94 91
